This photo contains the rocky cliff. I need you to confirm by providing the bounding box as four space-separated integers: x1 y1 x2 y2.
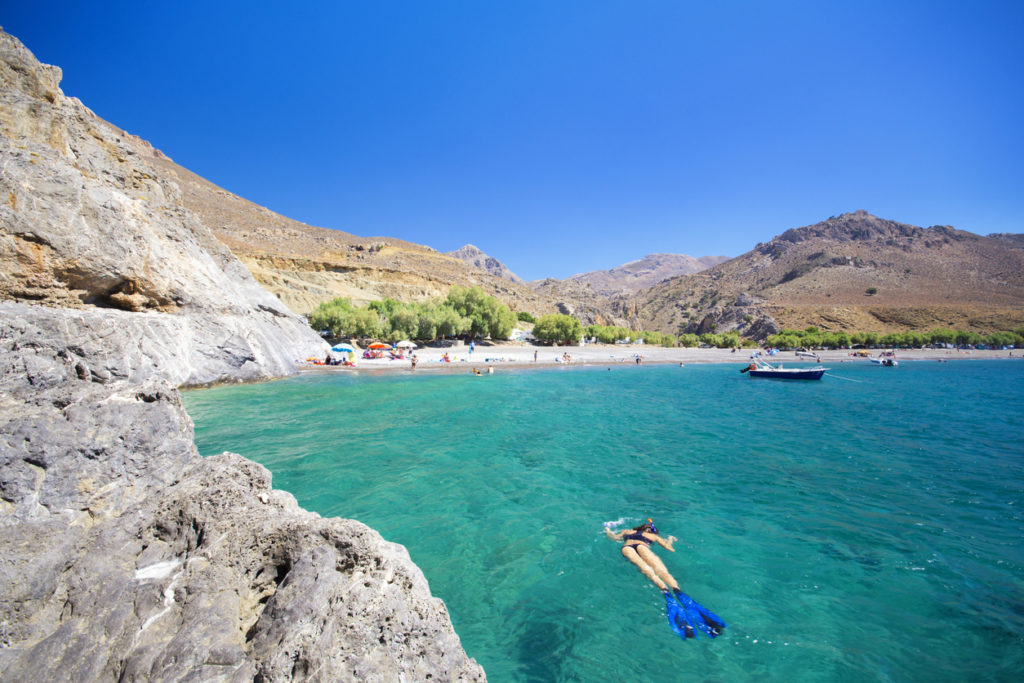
0 29 484 681
627 210 1024 338
141 151 560 319
564 252 729 296
446 244 523 283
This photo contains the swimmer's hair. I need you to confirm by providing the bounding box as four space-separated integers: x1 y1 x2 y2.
633 521 653 533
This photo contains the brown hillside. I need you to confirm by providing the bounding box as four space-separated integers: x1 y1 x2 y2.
140 154 572 316
628 210 1024 337
559 253 729 296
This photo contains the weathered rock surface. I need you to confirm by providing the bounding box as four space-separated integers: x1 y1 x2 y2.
0 29 484 681
564 252 729 296
630 210 1024 337
446 244 523 283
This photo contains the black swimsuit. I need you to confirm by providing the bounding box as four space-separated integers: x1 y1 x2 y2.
623 531 652 546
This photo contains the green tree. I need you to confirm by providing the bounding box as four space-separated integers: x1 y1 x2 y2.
309 297 383 339
533 314 583 344
678 333 699 348
929 328 957 345
827 332 851 348
986 332 1017 348
584 324 632 344
517 311 536 323
718 332 741 348
348 307 383 339
446 285 515 339
436 305 470 338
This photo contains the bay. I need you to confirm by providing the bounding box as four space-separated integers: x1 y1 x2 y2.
183 360 1024 681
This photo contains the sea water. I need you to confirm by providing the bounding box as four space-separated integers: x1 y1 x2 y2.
183 360 1024 681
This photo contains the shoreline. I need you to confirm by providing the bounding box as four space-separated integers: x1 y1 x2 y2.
301 343 1021 376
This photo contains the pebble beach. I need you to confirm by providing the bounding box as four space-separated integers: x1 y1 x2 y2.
307 342 1018 374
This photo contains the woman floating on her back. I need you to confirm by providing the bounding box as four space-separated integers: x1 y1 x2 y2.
605 519 726 640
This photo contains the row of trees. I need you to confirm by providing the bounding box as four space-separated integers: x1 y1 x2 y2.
309 286 516 342
765 327 1024 350
530 321 746 348
311 289 1024 351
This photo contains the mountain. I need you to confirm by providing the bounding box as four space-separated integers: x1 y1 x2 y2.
564 252 729 295
0 29 483 680
137 153 630 324
447 244 523 283
142 154 563 317
626 210 1024 337
988 233 1024 249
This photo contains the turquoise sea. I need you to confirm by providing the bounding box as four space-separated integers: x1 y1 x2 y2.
183 360 1024 681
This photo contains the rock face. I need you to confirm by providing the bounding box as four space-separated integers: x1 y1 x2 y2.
446 244 523 283
0 31 326 381
0 29 484 681
629 210 1024 337
145 153 559 318
565 252 729 296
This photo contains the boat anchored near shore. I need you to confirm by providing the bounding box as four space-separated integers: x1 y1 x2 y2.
740 358 828 380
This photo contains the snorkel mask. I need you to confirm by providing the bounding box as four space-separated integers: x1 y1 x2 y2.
648 518 657 535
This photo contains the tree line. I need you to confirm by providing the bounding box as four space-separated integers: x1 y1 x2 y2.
765 327 1024 350
310 288 1024 350
309 286 516 342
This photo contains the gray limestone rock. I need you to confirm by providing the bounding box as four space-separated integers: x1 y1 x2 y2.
0 29 485 681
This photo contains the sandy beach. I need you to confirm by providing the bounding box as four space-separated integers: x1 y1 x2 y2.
306 342 1020 375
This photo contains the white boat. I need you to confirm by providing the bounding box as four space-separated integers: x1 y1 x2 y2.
870 352 898 367
741 358 827 380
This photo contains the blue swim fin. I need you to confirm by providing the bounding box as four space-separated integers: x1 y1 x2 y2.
664 590 696 639
673 588 726 638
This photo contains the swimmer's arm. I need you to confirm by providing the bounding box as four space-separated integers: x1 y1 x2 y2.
652 534 677 551
604 528 626 541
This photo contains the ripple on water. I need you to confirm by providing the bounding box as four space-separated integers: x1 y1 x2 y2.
184 361 1024 682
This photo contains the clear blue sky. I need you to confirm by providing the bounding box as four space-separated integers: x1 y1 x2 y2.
5 1 1023 280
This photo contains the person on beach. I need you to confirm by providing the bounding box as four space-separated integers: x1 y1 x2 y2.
606 519 726 640
410 354 417 370
534 349 538 362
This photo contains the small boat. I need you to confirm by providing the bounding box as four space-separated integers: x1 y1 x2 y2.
870 351 898 367
740 358 827 380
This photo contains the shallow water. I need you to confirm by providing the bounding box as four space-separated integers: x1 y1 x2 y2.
183 360 1024 681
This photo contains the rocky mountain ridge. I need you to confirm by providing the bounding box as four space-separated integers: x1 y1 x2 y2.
627 210 1024 337
0 29 483 680
562 252 730 296
446 244 523 283
144 152 575 321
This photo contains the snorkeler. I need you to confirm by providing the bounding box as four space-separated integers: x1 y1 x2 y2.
605 519 726 640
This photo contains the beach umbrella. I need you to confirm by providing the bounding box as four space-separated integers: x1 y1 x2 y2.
396 340 417 349
331 344 354 353
368 342 391 349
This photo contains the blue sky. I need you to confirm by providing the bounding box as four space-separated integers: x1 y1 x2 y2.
6 1 1023 280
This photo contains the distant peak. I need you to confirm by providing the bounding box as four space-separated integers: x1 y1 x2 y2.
445 244 522 283
447 244 490 260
